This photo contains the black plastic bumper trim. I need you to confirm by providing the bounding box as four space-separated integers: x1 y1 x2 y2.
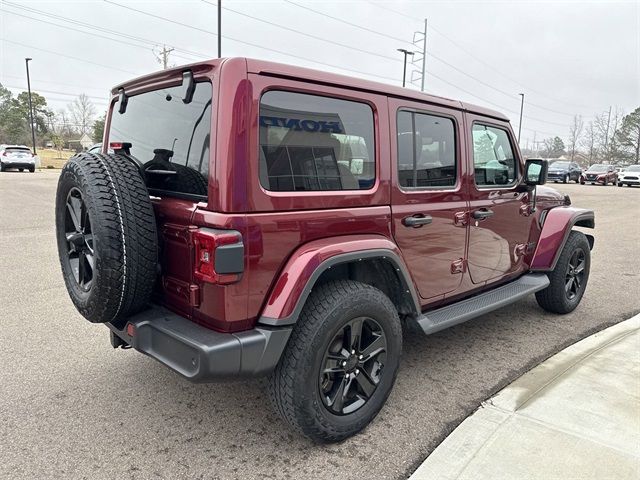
107 307 291 383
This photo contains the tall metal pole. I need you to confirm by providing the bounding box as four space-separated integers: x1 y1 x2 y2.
420 19 427 91
517 93 525 144
397 49 414 88
217 0 222 58
25 58 37 155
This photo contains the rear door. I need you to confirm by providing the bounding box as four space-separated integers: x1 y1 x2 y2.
466 114 533 285
390 99 468 303
107 77 214 318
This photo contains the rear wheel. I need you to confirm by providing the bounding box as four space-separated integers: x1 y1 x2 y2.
536 231 590 314
55 152 158 323
29 166 35 173
269 280 402 442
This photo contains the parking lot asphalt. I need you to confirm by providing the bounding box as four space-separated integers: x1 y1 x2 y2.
1 171 639 480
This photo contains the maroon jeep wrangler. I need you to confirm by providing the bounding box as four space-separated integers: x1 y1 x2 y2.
55 58 594 442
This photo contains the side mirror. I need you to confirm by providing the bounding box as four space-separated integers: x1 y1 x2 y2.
524 158 548 186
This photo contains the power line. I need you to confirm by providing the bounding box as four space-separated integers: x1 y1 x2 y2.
1 38 139 76
365 0 604 112
3 84 107 102
283 0 411 45
1 3 203 62
102 0 403 83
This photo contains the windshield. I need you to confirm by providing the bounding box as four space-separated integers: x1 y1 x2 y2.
550 161 569 168
586 164 607 173
625 165 640 172
109 81 212 198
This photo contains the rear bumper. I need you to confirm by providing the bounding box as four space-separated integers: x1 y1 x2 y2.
2 160 35 169
107 306 291 382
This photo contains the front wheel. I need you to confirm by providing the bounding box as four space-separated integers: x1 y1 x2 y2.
563 174 569 184
536 231 590 314
268 280 402 442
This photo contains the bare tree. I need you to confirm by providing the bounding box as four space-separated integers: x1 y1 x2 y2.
594 107 624 163
68 94 96 135
567 115 583 161
581 121 597 166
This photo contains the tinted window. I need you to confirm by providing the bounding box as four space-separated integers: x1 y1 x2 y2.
397 111 456 188
259 91 375 191
472 124 517 186
110 81 212 197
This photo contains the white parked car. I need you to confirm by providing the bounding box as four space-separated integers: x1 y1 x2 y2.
617 165 640 187
0 145 40 172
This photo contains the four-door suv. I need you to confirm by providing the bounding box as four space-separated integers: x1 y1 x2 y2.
55 58 594 442
546 160 581 183
0 144 38 172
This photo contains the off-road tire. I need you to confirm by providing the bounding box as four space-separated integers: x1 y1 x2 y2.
55 152 158 323
536 230 590 314
268 280 402 442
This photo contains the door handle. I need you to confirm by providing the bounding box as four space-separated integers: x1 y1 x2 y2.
403 214 433 227
472 209 494 220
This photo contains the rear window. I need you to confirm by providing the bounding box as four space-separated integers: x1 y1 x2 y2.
5 147 32 155
109 81 212 198
259 91 375 191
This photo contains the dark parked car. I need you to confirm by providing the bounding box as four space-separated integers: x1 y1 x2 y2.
54 58 595 442
580 164 617 185
547 160 581 183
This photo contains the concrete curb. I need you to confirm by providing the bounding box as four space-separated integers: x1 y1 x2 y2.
409 314 640 480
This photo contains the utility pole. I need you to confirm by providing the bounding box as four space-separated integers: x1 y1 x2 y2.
154 45 174 69
25 58 37 155
603 105 612 161
517 93 525 144
397 49 414 88
217 0 222 58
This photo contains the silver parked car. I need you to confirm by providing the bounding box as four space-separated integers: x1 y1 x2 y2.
0 145 39 172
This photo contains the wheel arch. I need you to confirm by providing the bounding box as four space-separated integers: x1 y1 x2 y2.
531 207 595 272
258 235 420 326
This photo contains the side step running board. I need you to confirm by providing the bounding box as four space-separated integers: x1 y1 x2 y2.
417 273 550 335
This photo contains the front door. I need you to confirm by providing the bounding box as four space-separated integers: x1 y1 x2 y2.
390 100 468 302
466 115 533 285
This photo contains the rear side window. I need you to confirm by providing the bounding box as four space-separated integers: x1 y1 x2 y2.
259 91 375 191
472 124 517 187
110 81 212 198
397 110 456 188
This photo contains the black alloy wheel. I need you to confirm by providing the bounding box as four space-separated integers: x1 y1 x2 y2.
564 248 586 300
319 316 387 416
64 187 95 291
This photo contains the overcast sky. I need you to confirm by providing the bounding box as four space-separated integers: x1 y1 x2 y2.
1 0 638 146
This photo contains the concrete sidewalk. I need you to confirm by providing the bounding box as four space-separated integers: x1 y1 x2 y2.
410 314 640 480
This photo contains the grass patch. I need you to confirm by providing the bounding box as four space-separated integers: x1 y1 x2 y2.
37 149 74 169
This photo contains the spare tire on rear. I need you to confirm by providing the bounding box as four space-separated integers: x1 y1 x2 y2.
55 152 158 323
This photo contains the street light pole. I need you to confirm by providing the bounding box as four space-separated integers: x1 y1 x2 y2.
25 58 37 155
397 49 414 88
217 0 222 58
517 93 525 144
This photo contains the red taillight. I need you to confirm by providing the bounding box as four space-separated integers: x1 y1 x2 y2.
192 229 243 285
109 142 123 149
